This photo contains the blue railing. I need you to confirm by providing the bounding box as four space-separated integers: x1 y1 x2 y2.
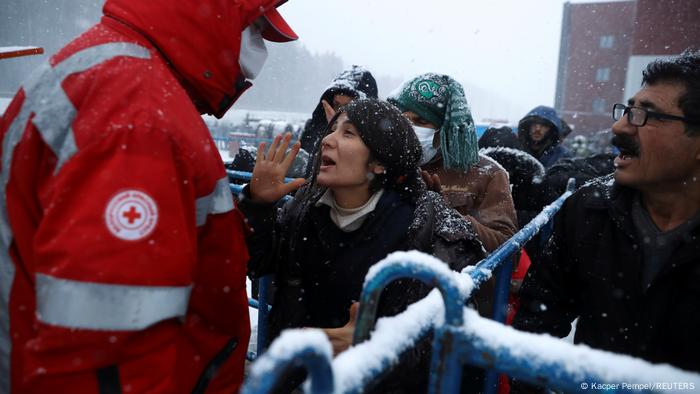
240 176 700 393
235 168 562 381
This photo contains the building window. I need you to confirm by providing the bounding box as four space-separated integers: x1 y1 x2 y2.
592 98 607 114
600 35 615 48
596 67 610 82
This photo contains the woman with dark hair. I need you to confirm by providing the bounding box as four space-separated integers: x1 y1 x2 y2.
239 98 485 391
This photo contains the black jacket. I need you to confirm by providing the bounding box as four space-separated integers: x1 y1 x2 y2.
513 175 700 372
479 147 544 229
240 187 485 392
242 187 483 334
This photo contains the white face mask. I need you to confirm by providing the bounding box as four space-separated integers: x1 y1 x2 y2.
413 125 438 165
239 20 269 80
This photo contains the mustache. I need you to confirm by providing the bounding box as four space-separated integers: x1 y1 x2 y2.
611 135 640 156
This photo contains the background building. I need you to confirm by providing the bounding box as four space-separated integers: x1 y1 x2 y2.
555 0 700 135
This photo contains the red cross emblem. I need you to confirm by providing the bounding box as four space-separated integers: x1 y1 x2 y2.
105 190 158 241
122 206 142 224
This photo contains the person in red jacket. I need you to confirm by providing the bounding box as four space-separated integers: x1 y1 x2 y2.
0 1 298 393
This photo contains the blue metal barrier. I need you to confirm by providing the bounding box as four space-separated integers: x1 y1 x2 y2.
242 330 334 394
227 169 297 184
430 179 575 393
242 177 700 393
478 178 577 393
353 255 469 344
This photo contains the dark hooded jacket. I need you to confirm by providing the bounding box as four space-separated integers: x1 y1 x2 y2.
298 65 378 154
518 106 571 169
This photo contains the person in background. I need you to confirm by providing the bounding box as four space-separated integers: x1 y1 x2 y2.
517 105 571 169
0 0 298 392
514 50 700 387
478 125 522 150
239 98 485 392
299 65 378 155
388 73 518 253
478 126 544 229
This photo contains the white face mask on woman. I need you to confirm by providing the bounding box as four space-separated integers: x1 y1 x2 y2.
239 19 269 80
413 125 438 165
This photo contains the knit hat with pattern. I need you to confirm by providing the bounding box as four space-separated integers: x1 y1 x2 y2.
388 73 479 170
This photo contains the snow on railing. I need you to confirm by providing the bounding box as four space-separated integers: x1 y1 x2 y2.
241 179 576 393
240 177 700 393
354 250 474 343
242 329 334 394
438 308 700 394
334 287 444 393
241 175 700 393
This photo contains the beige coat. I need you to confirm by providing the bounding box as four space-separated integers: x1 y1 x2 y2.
422 154 518 252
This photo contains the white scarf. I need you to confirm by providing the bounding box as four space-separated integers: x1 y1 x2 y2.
316 189 384 232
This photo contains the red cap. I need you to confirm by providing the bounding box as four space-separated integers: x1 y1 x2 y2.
262 1 298 42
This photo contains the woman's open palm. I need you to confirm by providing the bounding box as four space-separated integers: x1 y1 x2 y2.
249 133 307 203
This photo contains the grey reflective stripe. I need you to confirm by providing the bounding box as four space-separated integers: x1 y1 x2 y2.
0 42 150 392
195 177 235 226
36 274 192 331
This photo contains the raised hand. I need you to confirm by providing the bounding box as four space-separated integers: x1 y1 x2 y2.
249 132 306 203
421 170 443 195
321 99 336 122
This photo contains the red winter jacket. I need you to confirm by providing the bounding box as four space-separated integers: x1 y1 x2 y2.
0 0 280 392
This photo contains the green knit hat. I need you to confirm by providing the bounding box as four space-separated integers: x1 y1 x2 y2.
388 73 479 170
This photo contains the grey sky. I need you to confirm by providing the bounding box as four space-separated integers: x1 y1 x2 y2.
279 0 582 123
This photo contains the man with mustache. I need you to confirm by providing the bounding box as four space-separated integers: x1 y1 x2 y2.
0 1 298 393
513 49 700 381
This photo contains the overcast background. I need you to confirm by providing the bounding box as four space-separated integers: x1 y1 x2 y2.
0 0 623 124
276 0 573 123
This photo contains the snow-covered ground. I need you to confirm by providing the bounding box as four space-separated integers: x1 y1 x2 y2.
204 108 307 127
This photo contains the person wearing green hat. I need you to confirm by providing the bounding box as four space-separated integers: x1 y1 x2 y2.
388 73 517 252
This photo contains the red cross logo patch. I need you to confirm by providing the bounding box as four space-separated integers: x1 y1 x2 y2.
104 190 158 241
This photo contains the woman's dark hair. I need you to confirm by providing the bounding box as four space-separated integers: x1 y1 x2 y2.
642 49 700 135
305 98 424 201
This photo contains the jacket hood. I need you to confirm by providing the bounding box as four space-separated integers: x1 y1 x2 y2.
103 0 282 117
517 105 564 154
518 106 562 137
299 66 378 152
314 65 378 117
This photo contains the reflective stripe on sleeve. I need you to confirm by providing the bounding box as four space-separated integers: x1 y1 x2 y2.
195 176 234 226
35 274 191 331
0 42 151 391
